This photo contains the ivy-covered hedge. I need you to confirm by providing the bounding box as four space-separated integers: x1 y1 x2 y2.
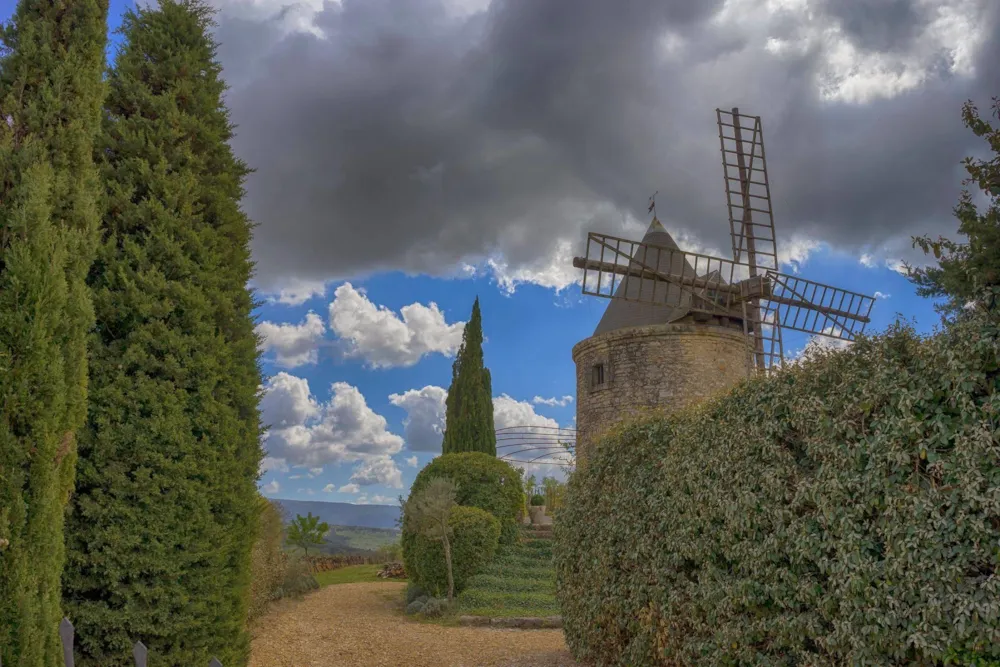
408 505 501 597
555 314 1000 666
407 452 524 544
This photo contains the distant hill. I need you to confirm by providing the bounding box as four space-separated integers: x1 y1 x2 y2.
271 498 401 531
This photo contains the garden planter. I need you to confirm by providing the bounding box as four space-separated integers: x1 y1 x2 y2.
528 505 547 525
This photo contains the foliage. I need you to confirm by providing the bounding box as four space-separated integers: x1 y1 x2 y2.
442 297 497 455
0 0 108 663
287 513 330 556
407 505 500 599
530 494 546 506
555 311 1000 666
406 582 426 604
248 497 287 623
540 477 567 511
61 2 264 666
405 478 459 600
405 452 524 546
908 97 1000 319
275 554 319 598
523 473 537 496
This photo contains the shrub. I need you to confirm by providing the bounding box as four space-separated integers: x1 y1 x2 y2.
422 597 448 617
248 497 287 623
407 452 524 544
555 313 1000 666
408 506 500 598
275 554 319 599
405 582 426 604
530 494 546 507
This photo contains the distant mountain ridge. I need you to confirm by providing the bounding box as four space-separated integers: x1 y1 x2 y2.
271 498 401 530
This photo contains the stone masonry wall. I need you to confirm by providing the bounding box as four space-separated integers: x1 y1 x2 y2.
572 323 752 463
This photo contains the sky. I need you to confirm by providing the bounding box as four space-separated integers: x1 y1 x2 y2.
1 0 996 506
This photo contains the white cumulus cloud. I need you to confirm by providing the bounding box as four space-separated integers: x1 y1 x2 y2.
261 480 280 495
532 395 574 407
256 312 326 367
329 483 360 494
388 385 449 452
329 283 465 368
262 278 329 306
350 455 404 489
405 455 419 468
260 374 404 468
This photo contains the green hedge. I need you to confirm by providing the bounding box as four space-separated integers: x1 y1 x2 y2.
555 313 1000 666
408 505 500 597
407 452 524 544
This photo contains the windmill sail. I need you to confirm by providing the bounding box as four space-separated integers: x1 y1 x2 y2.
718 107 783 370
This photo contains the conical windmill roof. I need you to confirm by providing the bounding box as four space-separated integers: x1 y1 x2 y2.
593 217 695 336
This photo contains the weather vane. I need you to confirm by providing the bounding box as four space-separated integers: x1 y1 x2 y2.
648 190 659 217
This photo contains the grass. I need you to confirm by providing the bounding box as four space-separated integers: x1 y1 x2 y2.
453 525 560 618
314 563 403 587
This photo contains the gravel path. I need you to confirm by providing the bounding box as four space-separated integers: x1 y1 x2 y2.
249 581 581 667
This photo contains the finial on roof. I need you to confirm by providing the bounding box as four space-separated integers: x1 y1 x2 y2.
647 190 659 218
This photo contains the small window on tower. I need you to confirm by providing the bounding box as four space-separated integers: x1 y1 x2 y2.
591 363 606 388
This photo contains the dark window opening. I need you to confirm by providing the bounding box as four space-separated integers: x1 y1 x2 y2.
591 363 606 388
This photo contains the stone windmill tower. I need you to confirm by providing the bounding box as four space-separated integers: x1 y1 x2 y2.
571 108 877 462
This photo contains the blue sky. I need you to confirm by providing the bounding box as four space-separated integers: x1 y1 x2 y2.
2 0 986 507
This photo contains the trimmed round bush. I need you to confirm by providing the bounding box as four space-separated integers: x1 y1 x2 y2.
555 314 1000 666
408 505 501 598
530 494 545 506
408 452 524 544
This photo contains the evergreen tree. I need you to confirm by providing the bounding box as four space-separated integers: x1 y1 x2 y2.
0 0 108 664
62 2 264 665
908 97 1000 319
442 298 496 456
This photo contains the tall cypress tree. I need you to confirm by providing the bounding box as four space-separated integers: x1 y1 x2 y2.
62 2 264 665
0 0 107 665
442 297 496 456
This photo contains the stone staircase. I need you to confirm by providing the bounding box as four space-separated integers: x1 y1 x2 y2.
455 523 561 628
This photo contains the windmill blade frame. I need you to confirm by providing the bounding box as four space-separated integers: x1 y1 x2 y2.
717 107 783 370
573 233 875 356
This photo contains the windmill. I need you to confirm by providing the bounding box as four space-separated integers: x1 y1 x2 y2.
572 107 876 372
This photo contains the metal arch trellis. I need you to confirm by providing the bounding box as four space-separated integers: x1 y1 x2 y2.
496 426 576 468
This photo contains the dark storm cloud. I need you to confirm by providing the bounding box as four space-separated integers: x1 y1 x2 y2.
817 0 929 52
216 0 999 289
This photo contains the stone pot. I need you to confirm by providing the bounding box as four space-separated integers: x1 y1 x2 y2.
528 505 547 525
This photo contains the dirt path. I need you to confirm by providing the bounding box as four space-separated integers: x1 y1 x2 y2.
249 581 581 667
